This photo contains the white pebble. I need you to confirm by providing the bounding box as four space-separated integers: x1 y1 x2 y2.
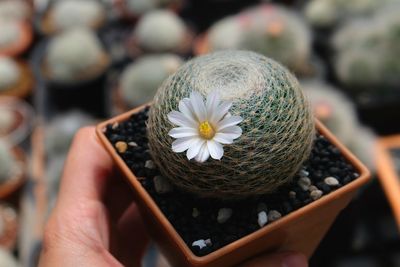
145 160 155 169
324 177 339 186
192 208 200 218
192 239 207 249
112 122 119 129
153 176 173 194
299 169 309 177
309 185 318 192
298 177 311 191
128 141 138 147
288 191 296 199
257 211 268 227
217 208 233 224
204 239 212 246
310 190 323 200
268 210 282 222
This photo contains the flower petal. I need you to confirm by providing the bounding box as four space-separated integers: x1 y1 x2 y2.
206 90 220 117
172 137 196 153
216 115 243 131
168 111 196 128
168 127 198 138
207 140 224 160
186 139 205 160
179 98 197 124
220 126 243 139
194 142 210 163
214 133 234 144
210 101 232 125
190 91 207 122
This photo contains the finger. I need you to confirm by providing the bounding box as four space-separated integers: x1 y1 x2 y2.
56 126 114 210
111 203 150 267
238 251 308 267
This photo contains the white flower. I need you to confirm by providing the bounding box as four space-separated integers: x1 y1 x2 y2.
167 91 243 163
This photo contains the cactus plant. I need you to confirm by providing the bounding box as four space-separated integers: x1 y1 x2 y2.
45 111 95 155
332 4 400 89
124 0 182 17
0 57 20 91
0 0 30 21
301 81 358 144
51 0 105 32
120 54 183 108
347 126 376 171
208 16 244 51
0 108 16 136
133 10 186 52
45 28 107 82
0 20 21 50
0 248 18 267
147 50 315 199
0 141 17 184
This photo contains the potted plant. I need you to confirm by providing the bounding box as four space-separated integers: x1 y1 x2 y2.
128 10 193 57
0 19 32 57
37 0 107 35
194 4 322 78
97 51 370 267
40 28 110 117
116 54 183 112
0 57 34 99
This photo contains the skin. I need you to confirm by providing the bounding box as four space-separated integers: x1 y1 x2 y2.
39 127 308 267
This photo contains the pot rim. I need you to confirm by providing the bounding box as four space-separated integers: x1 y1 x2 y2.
96 104 371 265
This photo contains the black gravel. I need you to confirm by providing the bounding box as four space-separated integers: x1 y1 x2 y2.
105 107 360 256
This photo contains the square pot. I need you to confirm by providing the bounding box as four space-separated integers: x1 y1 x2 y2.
96 104 371 267
377 135 400 228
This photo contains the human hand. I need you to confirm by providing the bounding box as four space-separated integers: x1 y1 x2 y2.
39 127 307 267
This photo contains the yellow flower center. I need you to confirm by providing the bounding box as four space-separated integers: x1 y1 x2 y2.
198 121 215 140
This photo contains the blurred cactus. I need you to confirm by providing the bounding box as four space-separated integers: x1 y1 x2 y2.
0 57 20 91
0 0 30 21
45 111 95 155
0 108 15 135
333 4 400 89
133 10 186 52
125 0 181 16
51 0 105 32
302 81 376 171
0 248 19 267
45 28 106 82
120 54 183 108
208 16 244 51
0 20 20 49
0 141 17 184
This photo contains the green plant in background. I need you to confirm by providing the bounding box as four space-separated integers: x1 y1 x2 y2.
208 16 244 51
45 28 106 82
302 81 376 171
0 0 30 21
125 0 181 16
0 141 18 184
0 248 19 267
51 0 105 31
120 54 183 108
45 111 95 155
0 57 20 91
332 3 400 90
147 50 315 199
133 10 186 52
0 19 20 49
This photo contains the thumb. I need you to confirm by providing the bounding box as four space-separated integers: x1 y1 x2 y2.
239 251 308 267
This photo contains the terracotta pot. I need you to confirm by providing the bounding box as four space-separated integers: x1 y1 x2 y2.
0 146 27 200
96 105 370 267
0 21 33 58
377 135 400 228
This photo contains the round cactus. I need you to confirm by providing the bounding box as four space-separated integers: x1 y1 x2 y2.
51 0 105 32
45 28 106 82
0 20 20 49
301 81 358 144
0 141 17 184
147 50 315 199
208 16 244 51
0 248 18 267
348 126 376 171
0 58 20 91
0 0 30 21
133 10 186 52
120 54 183 108
0 108 16 135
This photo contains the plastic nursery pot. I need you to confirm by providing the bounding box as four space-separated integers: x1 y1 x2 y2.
377 135 400 229
0 146 27 201
96 104 371 267
0 22 33 58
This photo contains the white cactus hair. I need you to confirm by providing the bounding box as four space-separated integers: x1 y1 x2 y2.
45 28 106 82
0 57 20 90
133 10 186 52
120 54 183 108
